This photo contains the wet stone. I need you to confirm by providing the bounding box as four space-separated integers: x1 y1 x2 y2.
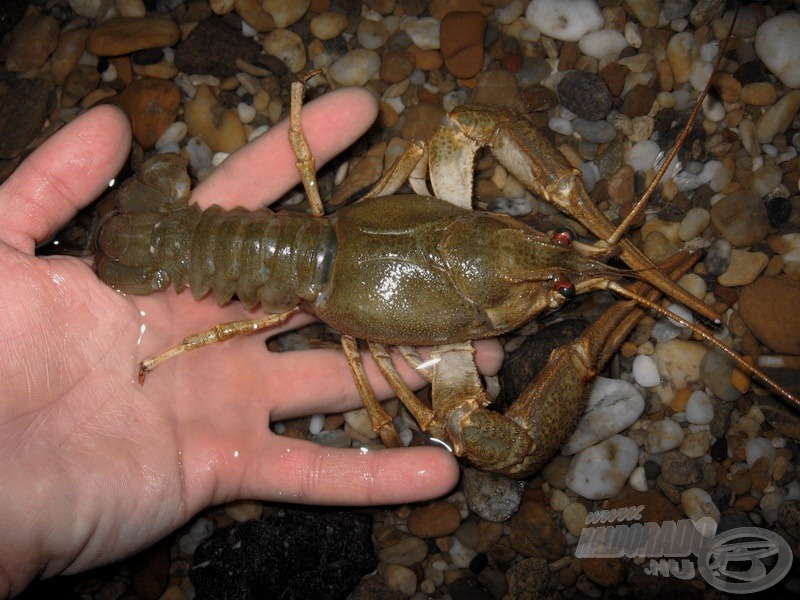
557 71 612 121
6 15 60 73
86 16 181 57
504 558 550 600
710 189 770 247
110 78 181 150
573 118 616 144
739 275 800 355
174 17 260 77
704 238 732 276
440 10 486 79
660 449 702 486
462 468 525 523
508 501 566 560
191 512 376 600
621 84 656 118
0 78 56 160
407 500 461 538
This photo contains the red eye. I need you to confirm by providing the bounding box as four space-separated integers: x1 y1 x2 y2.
550 228 574 246
553 277 576 299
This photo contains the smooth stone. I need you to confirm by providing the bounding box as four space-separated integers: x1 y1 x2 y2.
233 0 275 32
69 0 106 18
61 65 101 107
526 0 603 42
699 351 741 402
440 10 486 79
739 275 800 354
741 82 778 106
562 501 588 536
667 31 696 85
755 11 800 89
508 501 566 559
681 488 720 531
262 29 306 73
6 15 60 72
384 564 417 597
751 164 783 198
678 207 710 241
86 16 181 56
660 449 703 486
626 0 660 27
470 68 519 107
184 84 247 153
633 355 661 387
51 28 91 86
462 468 524 522
562 377 645 455
310 12 348 40
650 339 709 405
377 534 427 566
684 390 714 425
110 78 181 149
756 90 800 144
262 0 309 28
646 419 685 454
357 17 389 50
573 118 617 144
621 84 657 118
557 70 612 120
174 17 260 78
745 437 777 469
329 49 381 86
505 558 550 600
704 238 732 276
717 249 768 287
407 501 462 538
565 435 640 500
710 189 770 247
578 29 628 60
0 77 56 159
404 16 440 50
680 430 712 459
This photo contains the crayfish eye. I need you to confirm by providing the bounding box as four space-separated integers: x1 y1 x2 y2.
550 228 575 246
553 277 576 300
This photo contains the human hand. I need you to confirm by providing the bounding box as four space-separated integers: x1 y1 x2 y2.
0 89 502 594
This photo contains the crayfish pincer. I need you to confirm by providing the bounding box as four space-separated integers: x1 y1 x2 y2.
95 80 798 478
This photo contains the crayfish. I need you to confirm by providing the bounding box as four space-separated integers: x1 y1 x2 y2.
95 22 798 479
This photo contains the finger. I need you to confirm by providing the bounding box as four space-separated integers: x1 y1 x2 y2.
240 437 459 506
0 105 131 253
192 86 378 210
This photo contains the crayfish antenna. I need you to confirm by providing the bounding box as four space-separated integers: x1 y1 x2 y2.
606 281 800 410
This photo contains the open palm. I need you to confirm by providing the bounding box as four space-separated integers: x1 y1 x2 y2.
0 89 501 595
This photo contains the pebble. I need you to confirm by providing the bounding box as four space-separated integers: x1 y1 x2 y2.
700 351 742 402
704 238 732 276
678 207 710 241
645 419 685 454
183 84 247 153
573 118 616 144
709 189 770 247
755 11 800 89
681 488 720 532
262 29 306 73
562 377 644 455
407 501 462 538
310 12 349 40
329 49 381 86
404 16 440 50
578 29 628 60
565 435 639 500
557 71 612 120
562 502 588 537
377 534 428 566
6 16 60 73
756 90 800 144
745 437 777 470
739 275 800 354
526 0 603 42
684 390 714 425
741 82 778 106
86 16 182 57
261 0 309 27
716 249 768 287
632 355 661 387
174 17 260 78
508 501 566 559
110 77 181 149
440 11 486 79
621 85 656 118
680 431 712 458
505 558 550 600
0 78 55 160
660 450 702 486
357 17 389 50
234 0 275 32
667 31 696 85
384 564 417 596
629 465 648 492
462 468 524 522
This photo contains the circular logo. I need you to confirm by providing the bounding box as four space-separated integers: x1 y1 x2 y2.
698 527 792 594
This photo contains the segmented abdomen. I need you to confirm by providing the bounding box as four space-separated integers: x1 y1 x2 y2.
95 204 337 312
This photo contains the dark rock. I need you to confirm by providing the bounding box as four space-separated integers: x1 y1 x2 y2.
0 77 56 159
767 196 792 228
191 511 376 600
557 71 612 120
174 17 260 78
131 48 165 65
450 576 495 600
0 0 25 37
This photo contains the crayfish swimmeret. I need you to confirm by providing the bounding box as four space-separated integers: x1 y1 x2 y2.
95 37 798 478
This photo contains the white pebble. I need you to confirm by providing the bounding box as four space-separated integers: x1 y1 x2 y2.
548 116 573 136
684 390 714 425
632 354 661 387
629 465 648 492
404 16 440 50
155 120 187 150
755 11 800 89
745 437 777 469
526 0 604 42
562 377 645 455
329 49 381 86
626 139 660 173
665 302 694 330
237 102 256 124
578 29 628 59
645 418 685 453
309 413 325 435
262 29 306 73
678 207 710 241
565 435 640 500
357 17 389 50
